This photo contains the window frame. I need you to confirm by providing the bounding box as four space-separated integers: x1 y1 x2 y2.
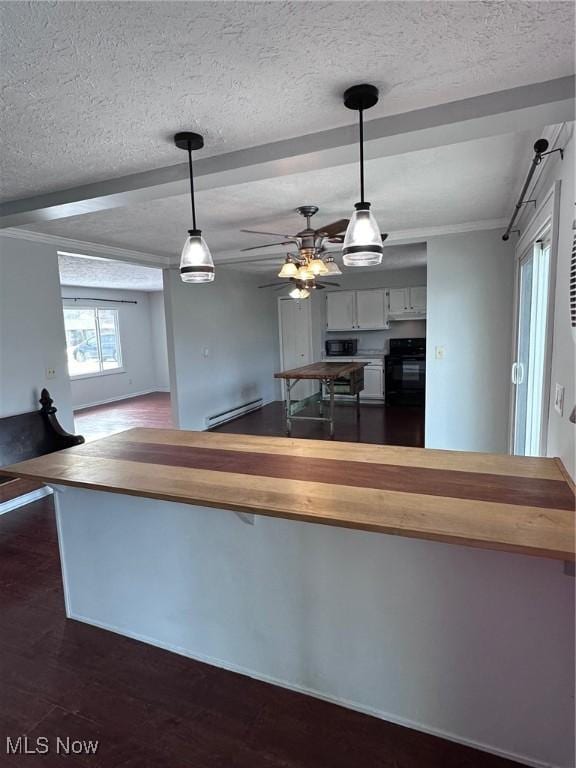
63 305 125 380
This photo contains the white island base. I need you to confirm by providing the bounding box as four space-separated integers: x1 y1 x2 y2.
53 485 574 768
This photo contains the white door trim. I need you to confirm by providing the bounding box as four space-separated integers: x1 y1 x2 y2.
508 180 561 455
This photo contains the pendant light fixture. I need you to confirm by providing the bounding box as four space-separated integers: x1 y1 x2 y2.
342 84 383 267
175 132 214 283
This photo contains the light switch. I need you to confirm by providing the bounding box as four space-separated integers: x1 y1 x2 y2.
554 383 565 416
435 346 445 360
202 347 210 358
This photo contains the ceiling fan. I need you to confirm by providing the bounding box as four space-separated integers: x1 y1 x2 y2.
242 206 351 253
243 206 388 290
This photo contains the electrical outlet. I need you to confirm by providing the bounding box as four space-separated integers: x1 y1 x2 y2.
202 347 210 358
435 345 445 360
554 383 565 416
45 367 56 380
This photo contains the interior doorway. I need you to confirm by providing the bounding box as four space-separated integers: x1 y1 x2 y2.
278 297 314 402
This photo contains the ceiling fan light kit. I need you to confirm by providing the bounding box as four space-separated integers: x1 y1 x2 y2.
323 255 342 276
278 255 299 278
290 286 310 300
175 132 215 283
342 84 384 267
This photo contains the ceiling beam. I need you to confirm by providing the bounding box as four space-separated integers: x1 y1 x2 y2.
1 77 573 229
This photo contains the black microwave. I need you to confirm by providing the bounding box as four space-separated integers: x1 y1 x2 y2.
325 338 358 356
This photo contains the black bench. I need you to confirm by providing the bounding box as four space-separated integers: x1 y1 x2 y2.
0 389 84 510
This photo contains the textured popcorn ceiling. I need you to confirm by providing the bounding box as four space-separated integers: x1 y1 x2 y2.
58 253 164 291
22 131 534 260
1 0 573 202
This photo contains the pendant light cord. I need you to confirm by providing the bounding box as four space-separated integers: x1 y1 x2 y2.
359 108 365 203
187 143 197 231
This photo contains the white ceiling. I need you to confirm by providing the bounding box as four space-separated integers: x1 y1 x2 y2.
58 253 164 291
21 131 535 261
1 0 573 202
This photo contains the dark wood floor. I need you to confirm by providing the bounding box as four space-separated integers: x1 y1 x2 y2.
74 393 424 447
74 392 173 442
0 498 525 767
213 401 425 446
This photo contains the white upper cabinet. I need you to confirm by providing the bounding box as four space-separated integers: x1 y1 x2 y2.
388 286 426 319
326 291 356 330
326 289 389 330
356 289 388 330
388 288 409 316
409 286 427 314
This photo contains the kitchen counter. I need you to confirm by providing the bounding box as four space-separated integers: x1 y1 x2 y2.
4 428 573 762
3 428 574 561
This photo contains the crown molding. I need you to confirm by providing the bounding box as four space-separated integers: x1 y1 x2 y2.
0 227 170 267
385 218 509 244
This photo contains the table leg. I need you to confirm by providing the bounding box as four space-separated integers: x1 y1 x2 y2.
319 383 324 417
329 380 335 439
356 390 361 420
286 379 292 436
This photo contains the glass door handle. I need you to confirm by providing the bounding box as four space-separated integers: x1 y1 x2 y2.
517 362 525 384
511 362 518 384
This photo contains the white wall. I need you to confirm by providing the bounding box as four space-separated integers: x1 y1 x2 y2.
164 266 281 429
62 286 170 409
150 291 170 391
320 266 427 354
523 126 575 477
0 236 74 432
425 230 514 452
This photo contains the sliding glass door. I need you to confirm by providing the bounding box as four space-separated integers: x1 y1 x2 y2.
512 235 552 456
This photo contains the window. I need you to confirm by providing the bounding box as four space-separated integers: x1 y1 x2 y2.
63 307 123 378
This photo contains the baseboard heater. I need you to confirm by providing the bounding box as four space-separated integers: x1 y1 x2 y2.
205 398 263 429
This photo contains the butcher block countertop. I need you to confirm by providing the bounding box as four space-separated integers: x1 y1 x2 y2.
274 361 367 379
2 428 574 561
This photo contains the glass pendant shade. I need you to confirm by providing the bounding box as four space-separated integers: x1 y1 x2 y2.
180 229 215 283
323 257 342 276
297 265 314 281
289 287 310 299
310 257 329 276
342 203 383 267
278 259 298 278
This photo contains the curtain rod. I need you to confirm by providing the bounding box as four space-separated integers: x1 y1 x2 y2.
62 297 138 304
502 138 564 241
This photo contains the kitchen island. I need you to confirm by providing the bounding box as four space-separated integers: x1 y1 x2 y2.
274 361 367 437
2 429 574 766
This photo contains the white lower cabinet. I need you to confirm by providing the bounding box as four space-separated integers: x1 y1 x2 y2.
362 364 384 399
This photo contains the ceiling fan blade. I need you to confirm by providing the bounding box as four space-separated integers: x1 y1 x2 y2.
241 229 294 238
241 241 294 252
315 219 349 237
327 232 389 244
258 282 283 289
316 281 341 288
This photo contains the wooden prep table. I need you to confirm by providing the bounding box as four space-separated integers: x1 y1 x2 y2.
274 361 367 437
